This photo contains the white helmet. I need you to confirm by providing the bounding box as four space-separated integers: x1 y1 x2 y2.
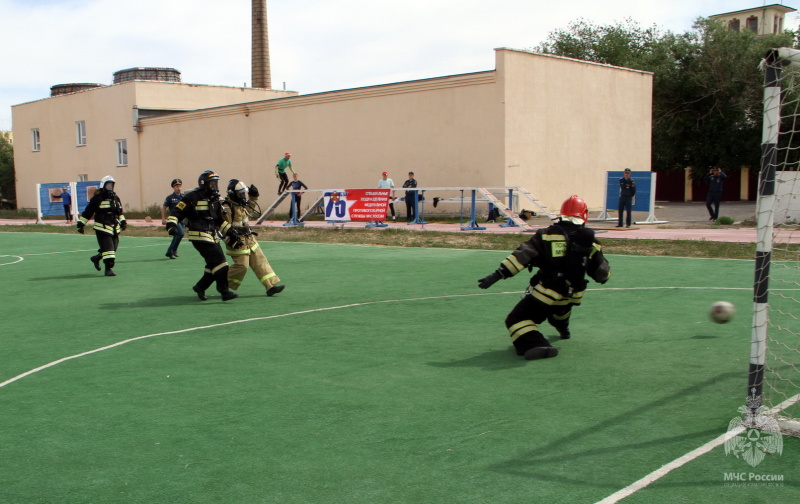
227 179 249 204
100 175 116 192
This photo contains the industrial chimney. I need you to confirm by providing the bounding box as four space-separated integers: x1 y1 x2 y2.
251 0 271 89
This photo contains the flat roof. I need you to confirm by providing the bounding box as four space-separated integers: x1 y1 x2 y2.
710 4 796 18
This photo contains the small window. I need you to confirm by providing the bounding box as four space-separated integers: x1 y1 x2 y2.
76 121 86 146
774 16 783 34
31 128 40 152
116 139 128 166
78 174 89 182
747 16 758 33
729 19 740 32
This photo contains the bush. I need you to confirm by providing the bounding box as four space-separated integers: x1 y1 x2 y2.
716 216 734 225
125 203 162 219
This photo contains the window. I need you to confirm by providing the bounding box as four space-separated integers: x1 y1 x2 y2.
76 120 86 146
116 139 128 166
747 16 758 33
78 174 88 182
31 128 40 151
729 19 740 32
774 16 783 34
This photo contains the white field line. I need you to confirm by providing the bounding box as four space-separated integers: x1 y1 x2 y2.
0 244 161 265
2 238 794 501
0 255 23 266
594 426 747 504
0 285 780 389
0 292 504 389
596 392 800 504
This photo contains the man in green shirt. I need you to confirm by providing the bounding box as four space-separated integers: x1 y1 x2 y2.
275 152 295 195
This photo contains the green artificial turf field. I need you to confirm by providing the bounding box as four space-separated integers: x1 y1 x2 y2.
0 232 797 503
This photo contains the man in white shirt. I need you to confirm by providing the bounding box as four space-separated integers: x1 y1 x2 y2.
377 171 396 221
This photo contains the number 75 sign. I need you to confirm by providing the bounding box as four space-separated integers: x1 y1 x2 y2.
323 189 391 222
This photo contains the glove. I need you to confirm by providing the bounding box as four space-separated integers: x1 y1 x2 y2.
226 228 242 249
478 270 503 289
249 184 259 197
120 220 127 231
166 222 177 236
76 222 84 234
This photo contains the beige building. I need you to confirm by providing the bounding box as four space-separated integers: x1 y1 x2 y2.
710 4 796 35
13 49 653 214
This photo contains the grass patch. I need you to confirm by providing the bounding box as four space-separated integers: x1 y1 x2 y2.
0 222 772 260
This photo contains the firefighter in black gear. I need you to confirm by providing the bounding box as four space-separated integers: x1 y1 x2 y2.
478 195 610 360
77 175 126 276
166 170 238 302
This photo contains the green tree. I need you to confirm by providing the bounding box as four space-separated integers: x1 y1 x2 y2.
533 18 797 176
0 131 14 206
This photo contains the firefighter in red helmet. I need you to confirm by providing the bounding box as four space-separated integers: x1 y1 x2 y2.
477 195 610 360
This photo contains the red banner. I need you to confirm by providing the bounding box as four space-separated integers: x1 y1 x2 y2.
323 189 390 221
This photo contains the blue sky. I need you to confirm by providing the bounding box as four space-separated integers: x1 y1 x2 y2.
2 0 798 131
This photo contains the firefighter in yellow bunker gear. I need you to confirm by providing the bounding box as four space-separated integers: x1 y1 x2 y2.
222 180 285 296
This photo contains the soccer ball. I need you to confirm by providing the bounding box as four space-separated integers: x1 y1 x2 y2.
710 301 735 324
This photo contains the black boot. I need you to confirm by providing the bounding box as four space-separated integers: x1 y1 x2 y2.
513 331 558 360
192 285 208 301
221 290 239 301
213 266 237 301
90 255 101 271
548 314 571 340
266 285 285 297
104 269 116 277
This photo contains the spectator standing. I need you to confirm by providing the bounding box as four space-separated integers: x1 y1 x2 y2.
161 178 184 259
377 171 396 221
54 186 73 223
616 168 636 228
288 173 308 218
703 167 728 221
402 171 418 221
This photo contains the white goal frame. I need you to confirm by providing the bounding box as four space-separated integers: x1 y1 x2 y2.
751 47 800 435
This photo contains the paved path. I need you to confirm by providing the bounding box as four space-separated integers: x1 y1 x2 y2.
4 201 798 243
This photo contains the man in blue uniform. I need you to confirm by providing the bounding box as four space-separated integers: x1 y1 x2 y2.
703 167 727 221
478 195 610 360
161 179 184 259
616 168 636 228
54 186 73 223
402 171 418 221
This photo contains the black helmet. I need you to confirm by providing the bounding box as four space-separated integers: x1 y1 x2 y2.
198 171 220 195
227 179 249 205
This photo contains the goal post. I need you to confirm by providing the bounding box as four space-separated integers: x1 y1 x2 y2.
750 47 800 435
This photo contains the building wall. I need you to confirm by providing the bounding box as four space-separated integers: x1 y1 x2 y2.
710 5 795 35
12 83 294 210
499 50 653 210
137 71 503 211
13 49 653 216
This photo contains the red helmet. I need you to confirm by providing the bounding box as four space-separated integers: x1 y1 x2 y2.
560 195 588 223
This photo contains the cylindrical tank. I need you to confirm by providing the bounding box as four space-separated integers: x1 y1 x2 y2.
113 67 181 84
50 83 105 97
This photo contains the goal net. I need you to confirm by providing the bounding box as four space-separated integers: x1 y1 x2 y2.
751 47 800 436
